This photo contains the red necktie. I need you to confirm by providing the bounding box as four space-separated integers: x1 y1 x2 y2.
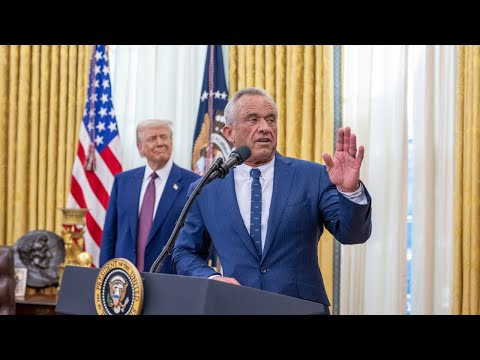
136 172 158 271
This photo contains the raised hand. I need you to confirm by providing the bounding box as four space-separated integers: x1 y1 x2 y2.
322 127 364 192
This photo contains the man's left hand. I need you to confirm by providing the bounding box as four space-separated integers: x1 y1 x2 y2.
322 127 364 192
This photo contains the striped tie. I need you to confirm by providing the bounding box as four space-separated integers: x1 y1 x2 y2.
250 168 262 257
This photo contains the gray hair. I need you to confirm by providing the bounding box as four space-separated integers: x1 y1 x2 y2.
224 87 278 126
136 119 173 145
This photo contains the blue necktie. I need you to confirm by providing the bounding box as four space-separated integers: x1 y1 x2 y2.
250 168 262 257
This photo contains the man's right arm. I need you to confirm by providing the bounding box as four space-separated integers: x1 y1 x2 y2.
99 176 119 266
320 179 372 245
172 184 220 278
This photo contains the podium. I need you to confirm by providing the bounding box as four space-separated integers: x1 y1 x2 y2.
56 266 328 315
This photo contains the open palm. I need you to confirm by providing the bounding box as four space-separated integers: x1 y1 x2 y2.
322 127 364 192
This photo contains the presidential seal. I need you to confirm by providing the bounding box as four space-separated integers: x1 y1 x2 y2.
94 258 144 315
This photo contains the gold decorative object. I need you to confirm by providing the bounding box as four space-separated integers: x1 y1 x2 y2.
58 208 92 289
76 251 93 267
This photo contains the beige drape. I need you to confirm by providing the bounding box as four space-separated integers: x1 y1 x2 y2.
229 45 335 306
454 45 480 315
0 45 91 246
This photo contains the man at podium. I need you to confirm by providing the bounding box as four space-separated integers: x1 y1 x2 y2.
172 87 372 311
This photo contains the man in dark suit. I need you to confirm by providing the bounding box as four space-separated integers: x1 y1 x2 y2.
172 88 372 311
100 119 200 273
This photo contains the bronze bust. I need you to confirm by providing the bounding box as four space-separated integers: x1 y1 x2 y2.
13 230 66 288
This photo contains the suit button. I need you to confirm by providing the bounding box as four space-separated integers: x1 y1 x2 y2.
260 267 267 274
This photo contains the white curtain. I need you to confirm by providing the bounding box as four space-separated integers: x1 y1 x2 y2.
109 45 228 171
341 45 455 315
341 45 409 314
410 46 455 315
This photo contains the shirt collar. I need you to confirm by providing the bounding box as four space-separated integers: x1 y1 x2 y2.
234 156 275 180
144 158 173 182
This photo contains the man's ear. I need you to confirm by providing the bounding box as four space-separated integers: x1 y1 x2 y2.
137 143 144 157
222 125 234 145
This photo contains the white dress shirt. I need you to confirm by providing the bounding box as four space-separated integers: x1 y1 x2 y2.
138 159 173 219
234 157 276 251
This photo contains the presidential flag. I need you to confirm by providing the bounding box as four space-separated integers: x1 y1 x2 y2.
192 45 231 269
192 45 232 175
67 45 122 267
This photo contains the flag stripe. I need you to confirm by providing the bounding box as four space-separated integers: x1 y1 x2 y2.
100 145 122 175
76 142 110 210
69 158 106 233
86 213 103 247
108 136 122 164
78 125 115 195
70 176 103 247
83 229 100 264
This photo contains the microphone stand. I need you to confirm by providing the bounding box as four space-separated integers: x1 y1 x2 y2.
149 157 224 273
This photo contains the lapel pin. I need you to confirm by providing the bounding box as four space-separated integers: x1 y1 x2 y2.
173 183 179 190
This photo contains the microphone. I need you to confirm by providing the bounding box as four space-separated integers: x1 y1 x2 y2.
208 145 251 182
149 146 250 273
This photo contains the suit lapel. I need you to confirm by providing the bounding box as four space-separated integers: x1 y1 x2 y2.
147 163 182 244
262 153 294 260
129 167 145 243
222 171 261 260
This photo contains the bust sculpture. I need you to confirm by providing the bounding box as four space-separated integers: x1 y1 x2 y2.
13 230 66 288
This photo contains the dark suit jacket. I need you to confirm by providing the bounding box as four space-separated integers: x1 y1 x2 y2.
100 163 200 273
172 152 372 305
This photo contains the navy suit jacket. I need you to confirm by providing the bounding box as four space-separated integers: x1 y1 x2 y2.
172 152 372 305
100 163 200 273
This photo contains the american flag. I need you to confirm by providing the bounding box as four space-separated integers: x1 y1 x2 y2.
67 45 122 267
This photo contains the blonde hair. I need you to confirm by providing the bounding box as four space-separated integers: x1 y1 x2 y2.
136 119 173 145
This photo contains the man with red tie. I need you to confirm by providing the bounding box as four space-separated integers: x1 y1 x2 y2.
100 119 199 273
